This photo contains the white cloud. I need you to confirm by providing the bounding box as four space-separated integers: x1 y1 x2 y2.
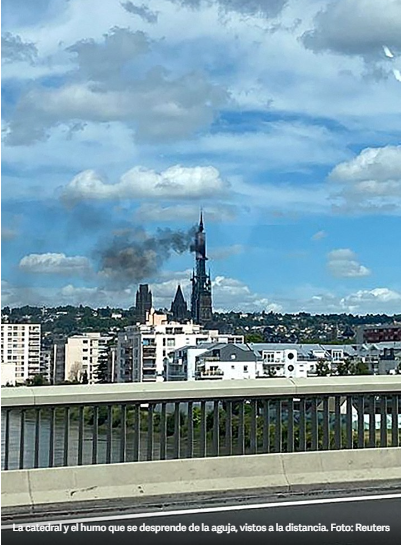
134 203 237 223
59 284 133 306
330 145 401 183
329 145 401 213
274 285 401 314
2 277 400 315
122 2 159 23
1 32 38 63
19 253 92 275
212 275 283 312
61 165 229 204
151 271 282 312
209 244 245 260
175 122 350 170
66 27 151 85
327 248 371 278
1 227 18 241
169 0 288 19
312 230 327 241
339 287 401 312
5 27 229 146
302 0 401 58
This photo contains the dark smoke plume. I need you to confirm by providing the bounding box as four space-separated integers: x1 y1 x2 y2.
97 225 197 288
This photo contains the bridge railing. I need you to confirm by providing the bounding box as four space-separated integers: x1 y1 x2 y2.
1 377 400 471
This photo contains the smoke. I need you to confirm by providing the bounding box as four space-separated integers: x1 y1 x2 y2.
97 225 197 288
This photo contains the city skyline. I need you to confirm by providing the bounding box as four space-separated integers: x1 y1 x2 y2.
2 0 401 314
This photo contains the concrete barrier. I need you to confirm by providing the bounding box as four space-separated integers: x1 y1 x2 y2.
2 448 400 509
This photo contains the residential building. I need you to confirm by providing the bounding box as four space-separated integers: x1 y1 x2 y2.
0 323 42 384
117 311 244 382
1 362 16 386
195 343 258 380
64 332 111 383
355 323 401 344
177 341 398 381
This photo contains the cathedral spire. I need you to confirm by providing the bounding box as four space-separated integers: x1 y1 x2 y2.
171 284 188 322
190 212 212 325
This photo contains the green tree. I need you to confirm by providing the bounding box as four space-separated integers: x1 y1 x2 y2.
245 333 265 343
315 358 331 377
335 358 370 376
94 350 110 383
350 361 370 375
335 358 353 376
26 373 49 386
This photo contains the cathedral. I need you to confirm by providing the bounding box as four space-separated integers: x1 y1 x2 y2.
189 212 213 325
170 212 213 325
135 213 213 326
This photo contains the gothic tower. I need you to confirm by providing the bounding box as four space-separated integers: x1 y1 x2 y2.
135 284 152 323
171 285 188 322
190 212 213 325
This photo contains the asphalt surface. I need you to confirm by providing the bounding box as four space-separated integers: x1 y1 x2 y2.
2 492 400 545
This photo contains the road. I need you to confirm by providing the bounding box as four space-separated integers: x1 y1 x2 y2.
2 491 400 545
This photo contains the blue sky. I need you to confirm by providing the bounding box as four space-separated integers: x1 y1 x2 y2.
2 0 401 313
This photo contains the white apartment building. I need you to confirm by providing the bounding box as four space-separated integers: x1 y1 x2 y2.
116 311 244 382
252 343 351 378
257 347 310 378
1 362 16 386
65 332 111 383
1 324 42 384
195 343 258 381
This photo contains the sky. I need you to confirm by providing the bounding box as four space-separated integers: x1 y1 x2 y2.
1 0 401 314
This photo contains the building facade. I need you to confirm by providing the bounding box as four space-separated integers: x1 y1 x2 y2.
1 323 42 384
355 323 401 344
64 332 111 383
117 310 244 382
194 343 258 380
165 335 245 381
165 341 398 382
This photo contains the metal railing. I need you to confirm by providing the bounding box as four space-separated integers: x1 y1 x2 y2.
1 377 400 471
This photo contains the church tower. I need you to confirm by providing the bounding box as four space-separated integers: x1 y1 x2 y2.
135 284 152 323
171 285 188 322
190 211 213 325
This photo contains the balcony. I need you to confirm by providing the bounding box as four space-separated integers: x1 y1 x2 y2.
196 367 224 379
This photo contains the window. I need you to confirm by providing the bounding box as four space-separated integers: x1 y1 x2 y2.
231 354 236 360
167 338 175 347
231 365 235 369
243 365 248 372
287 352 294 360
263 352 275 363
